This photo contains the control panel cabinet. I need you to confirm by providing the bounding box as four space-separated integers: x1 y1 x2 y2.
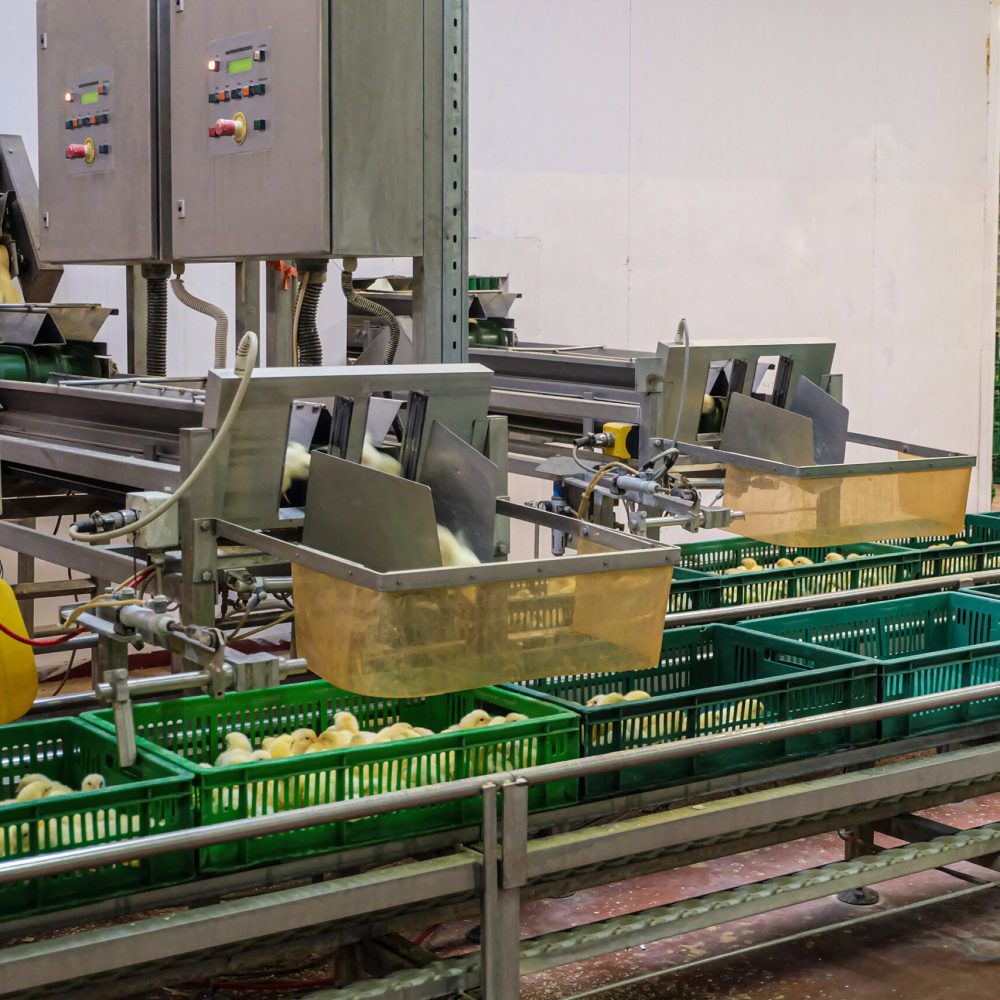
169 0 424 261
37 0 167 264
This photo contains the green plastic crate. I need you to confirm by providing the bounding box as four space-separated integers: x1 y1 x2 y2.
0 718 194 921
506 625 876 799
968 511 1000 543
677 538 920 607
887 515 1000 578
667 566 721 613
85 682 577 874
740 592 1000 739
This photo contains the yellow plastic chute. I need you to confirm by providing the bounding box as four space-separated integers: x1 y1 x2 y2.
0 579 38 723
0 246 23 305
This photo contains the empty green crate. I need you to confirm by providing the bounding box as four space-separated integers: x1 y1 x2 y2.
0 718 194 921
889 514 1000 578
739 592 1000 739
968 511 1000 542
677 538 919 607
84 682 577 874
506 625 876 800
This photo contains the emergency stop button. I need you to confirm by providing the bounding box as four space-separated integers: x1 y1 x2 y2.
211 115 247 145
66 138 96 165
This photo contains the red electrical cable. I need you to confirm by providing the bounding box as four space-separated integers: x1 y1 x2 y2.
0 622 85 648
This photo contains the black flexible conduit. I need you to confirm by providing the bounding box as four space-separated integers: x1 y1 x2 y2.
145 273 168 377
296 271 325 367
340 256 401 365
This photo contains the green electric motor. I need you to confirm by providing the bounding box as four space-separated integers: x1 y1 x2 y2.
0 341 110 382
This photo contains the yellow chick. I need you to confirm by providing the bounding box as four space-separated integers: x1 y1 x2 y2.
411 727 435 737
290 728 318 755
80 774 106 792
488 715 508 725
282 441 312 494
315 730 354 751
824 552 845 563
437 524 481 569
14 774 50 797
224 732 253 753
953 540 969 548
927 543 949 550
505 713 529 723
723 566 748 575
457 709 493 730
332 711 360 734
266 735 293 759
349 732 378 747
775 557 794 568
43 782 74 799
249 749 272 761
740 557 758 570
792 556 814 566
15 779 54 803
846 552 864 560
362 435 402 477
624 690 652 702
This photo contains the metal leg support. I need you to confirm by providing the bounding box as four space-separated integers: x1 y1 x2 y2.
480 780 527 999
837 823 881 906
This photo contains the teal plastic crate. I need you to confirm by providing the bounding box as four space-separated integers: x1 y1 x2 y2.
677 538 920 607
888 514 1000 578
507 624 876 799
0 718 194 921
739 592 1000 739
84 681 578 874
969 511 1000 543
667 566 721 613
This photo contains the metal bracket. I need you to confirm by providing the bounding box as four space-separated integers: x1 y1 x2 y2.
229 651 282 692
109 668 137 768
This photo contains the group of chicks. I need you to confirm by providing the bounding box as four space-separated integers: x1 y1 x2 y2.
5 772 106 803
283 437 480 568
0 772 150 857
580 687 766 743
195 708 536 816
924 541 971 551
206 708 530 769
721 552 868 576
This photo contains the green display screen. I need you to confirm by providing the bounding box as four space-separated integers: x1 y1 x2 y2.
81 91 100 105
227 57 253 75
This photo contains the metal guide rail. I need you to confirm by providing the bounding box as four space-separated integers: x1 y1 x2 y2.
4 683 1000 998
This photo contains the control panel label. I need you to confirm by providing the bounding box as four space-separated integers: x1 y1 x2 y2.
207 29 273 156
63 67 115 176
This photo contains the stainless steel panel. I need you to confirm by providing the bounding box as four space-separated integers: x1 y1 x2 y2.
790 375 850 464
417 420 499 563
720 392 815 465
169 0 330 260
303 452 440 571
331 0 424 256
37 0 163 264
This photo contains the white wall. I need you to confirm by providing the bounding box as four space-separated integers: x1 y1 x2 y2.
3 0 999 506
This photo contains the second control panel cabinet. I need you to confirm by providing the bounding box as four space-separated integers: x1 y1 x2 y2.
37 0 167 264
170 0 424 261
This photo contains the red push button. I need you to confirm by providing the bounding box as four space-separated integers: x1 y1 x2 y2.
66 143 88 159
211 118 238 137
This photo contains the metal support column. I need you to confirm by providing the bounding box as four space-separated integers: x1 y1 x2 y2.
235 260 261 361
480 779 527 999
126 265 149 375
177 428 217 672
15 519 35 636
265 263 297 368
837 823 881 906
412 0 468 365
